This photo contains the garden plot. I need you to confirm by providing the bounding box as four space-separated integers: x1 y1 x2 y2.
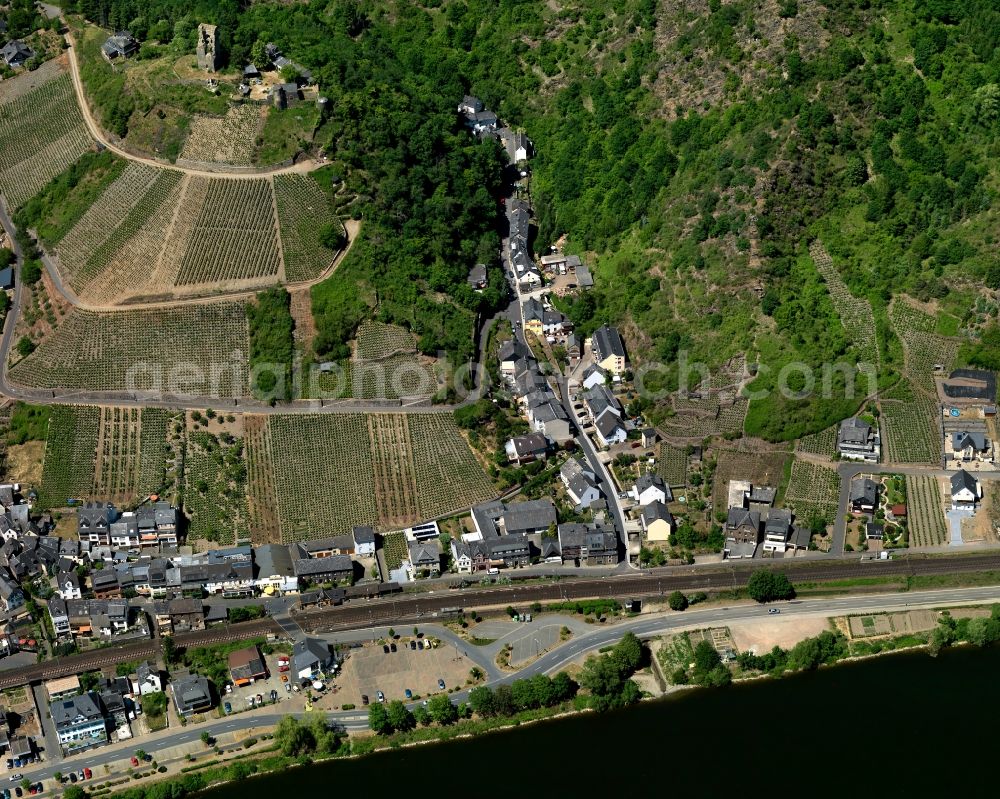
783 459 840 523
174 178 281 286
250 412 494 543
906 474 947 547
711 448 791 511
9 303 250 397
184 428 250 544
656 443 687 487
809 241 878 365
0 66 93 210
881 398 940 464
273 174 342 283
178 105 263 167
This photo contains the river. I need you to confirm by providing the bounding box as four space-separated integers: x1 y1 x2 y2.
199 644 999 796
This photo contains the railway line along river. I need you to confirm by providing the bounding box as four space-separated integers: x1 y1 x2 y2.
196 642 1000 797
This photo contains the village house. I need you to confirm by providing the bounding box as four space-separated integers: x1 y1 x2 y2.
594 410 627 448
353 526 377 557
582 364 608 390
761 508 793 554
723 508 761 559
837 417 881 462
406 539 441 577
850 478 879 514
500 499 557 537
951 430 993 464
561 457 602 509
505 433 548 465
557 524 618 565
293 553 353 586
591 325 628 376
641 501 674 543
50 692 107 748
0 575 24 613
101 31 139 60
254 544 298 596
171 672 213 716
131 662 162 696
56 571 82 601
630 474 671 507
865 523 884 540
951 469 981 510
152 597 205 635
1 40 33 68
292 637 336 681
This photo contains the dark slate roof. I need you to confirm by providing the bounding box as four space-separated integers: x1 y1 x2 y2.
641 501 673 526
838 417 871 446
502 499 557 534
951 469 979 495
952 431 989 451
592 325 626 360
850 478 878 503
352 525 376 545
254 544 294 577
726 507 760 531
293 554 352 577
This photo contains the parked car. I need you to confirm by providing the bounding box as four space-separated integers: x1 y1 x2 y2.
280 674 288 682
389 643 397 653
382 645 390 654
361 695 369 706
270 690 277 702
293 684 300 693
438 679 446 690
14 787 21 797
404 689 412 699
256 693 263 705
768 608 780 615
278 665 289 673
409 641 416 650
131 757 139 767
376 691 385 702
83 770 92 781
68 775 76 784
4 761 10 770
417 640 424 650
224 702 232 714
285 683 291 693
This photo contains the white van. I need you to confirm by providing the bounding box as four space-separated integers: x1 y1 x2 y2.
486 567 500 575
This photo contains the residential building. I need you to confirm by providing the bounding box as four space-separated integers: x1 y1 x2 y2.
837 417 881 462
951 431 993 463
101 31 139 59
951 469 981 510
865 523 884 540
557 524 618 565
486 537 531 569
500 499 557 537
351 526 375 558
850 478 879 513
292 637 335 681
78 502 118 546
228 645 267 687
582 364 607 390
591 325 627 375
57 571 82 601
641 501 674 542
254 544 297 595
724 508 761 559
467 263 488 290
505 433 548 465
50 692 107 748
458 95 484 115
407 539 441 576
0 575 24 613
561 457 602 509
1 40 33 68
293 554 353 586
45 675 81 701
152 597 205 635
630 474 671 507
131 662 162 696
761 508 793 554
49 598 70 637
594 411 627 448
171 672 213 716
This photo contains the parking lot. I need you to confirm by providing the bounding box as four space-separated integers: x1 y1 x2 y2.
333 639 472 706
220 651 296 715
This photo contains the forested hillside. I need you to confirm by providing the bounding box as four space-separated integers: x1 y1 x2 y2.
60 0 1000 436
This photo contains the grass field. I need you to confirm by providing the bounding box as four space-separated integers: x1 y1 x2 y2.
0 61 93 210
906 474 947 547
783 459 840 523
9 303 250 397
247 412 495 543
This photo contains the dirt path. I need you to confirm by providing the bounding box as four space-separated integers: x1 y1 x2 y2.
63 34 324 180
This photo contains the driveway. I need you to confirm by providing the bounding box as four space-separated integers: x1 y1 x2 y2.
946 508 974 547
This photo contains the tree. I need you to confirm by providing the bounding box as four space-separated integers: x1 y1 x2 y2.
693 640 721 675
63 788 87 799
386 700 414 732
412 706 431 727
53 773 63 784
468 686 495 717
610 632 643 675
16 336 35 357
367 703 392 735
200 731 214 747
427 694 458 725
161 635 178 665
134 749 148 761
746 569 795 603
667 591 688 611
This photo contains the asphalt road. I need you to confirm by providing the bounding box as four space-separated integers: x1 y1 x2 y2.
16 584 1000 785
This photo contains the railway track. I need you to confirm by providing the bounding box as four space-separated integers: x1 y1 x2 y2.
3 554 999 687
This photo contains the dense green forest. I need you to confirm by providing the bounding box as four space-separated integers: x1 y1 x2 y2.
57 0 1000 436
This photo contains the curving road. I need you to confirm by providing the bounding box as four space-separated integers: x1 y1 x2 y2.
12 584 1000 785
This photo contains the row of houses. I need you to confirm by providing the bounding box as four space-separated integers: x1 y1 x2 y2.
723 480 809 559
499 338 574 449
